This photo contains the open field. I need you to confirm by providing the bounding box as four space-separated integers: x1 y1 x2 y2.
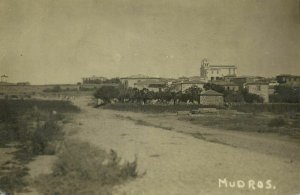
178 112 300 138
103 103 300 139
58 97 300 194
2 97 299 194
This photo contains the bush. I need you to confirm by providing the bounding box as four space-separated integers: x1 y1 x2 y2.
31 119 63 155
0 99 77 147
224 92 244 103
0 166 28 194
0 100 80 193
270 86 300 103
268 117 287 127
94 86 120 103
35 141 138 195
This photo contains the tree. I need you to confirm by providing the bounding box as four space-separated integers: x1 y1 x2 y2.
224 92 244 103
270 85 300 103
184 86 202 104
241 89 264 103
161 87 182 105
140 88 152 104
203 83 225 93
94 86 120 103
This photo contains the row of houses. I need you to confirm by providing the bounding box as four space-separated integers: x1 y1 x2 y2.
118 74 273 102
2 59 299 104
117 64 299 104
119 60 296 104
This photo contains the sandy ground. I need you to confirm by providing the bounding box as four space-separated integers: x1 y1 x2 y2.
58 97 299 195
14 97 300 195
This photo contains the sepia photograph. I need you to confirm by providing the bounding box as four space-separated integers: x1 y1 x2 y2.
0 0 300 194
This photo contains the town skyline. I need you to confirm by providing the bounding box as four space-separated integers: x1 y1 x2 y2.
1 60 300 85
1 0 300 84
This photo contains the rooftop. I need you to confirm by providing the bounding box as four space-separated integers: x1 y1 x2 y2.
277 74 300 78
136 80 167 85
120 74 161 79
207 65 237 68
211 80 239 86
201 89 223 96
181 80 206 84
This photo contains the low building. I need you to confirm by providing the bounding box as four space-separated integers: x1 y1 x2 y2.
267 80 279 95
276 74 300 87
120 74 162 88
173 81 205 92
200 90 224 106
244 82 269 103
226 76 265 87
79 82 120 92
135 80 167 92
17 82 30 86
82 76 108 84
211 80 240 92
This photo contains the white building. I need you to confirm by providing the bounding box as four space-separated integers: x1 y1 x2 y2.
173 81 205 92
244 82 269 103
200 59 237 81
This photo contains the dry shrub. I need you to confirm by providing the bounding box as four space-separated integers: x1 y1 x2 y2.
35 140 138 195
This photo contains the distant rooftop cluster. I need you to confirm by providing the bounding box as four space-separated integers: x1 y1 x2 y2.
1 58 299 104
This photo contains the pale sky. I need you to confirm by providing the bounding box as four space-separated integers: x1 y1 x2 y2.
0 0 299 84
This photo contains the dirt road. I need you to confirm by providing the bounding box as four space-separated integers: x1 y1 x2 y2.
63 98 299 195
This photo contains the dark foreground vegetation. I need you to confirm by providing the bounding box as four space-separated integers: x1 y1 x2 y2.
35 141 138 195
0 99 139 195
0 99 79 194
0 99 79 147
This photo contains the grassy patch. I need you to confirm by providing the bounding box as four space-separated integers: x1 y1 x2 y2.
179 112 300 138
35 140 139 195
179 113 270 132
231 103 300 114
